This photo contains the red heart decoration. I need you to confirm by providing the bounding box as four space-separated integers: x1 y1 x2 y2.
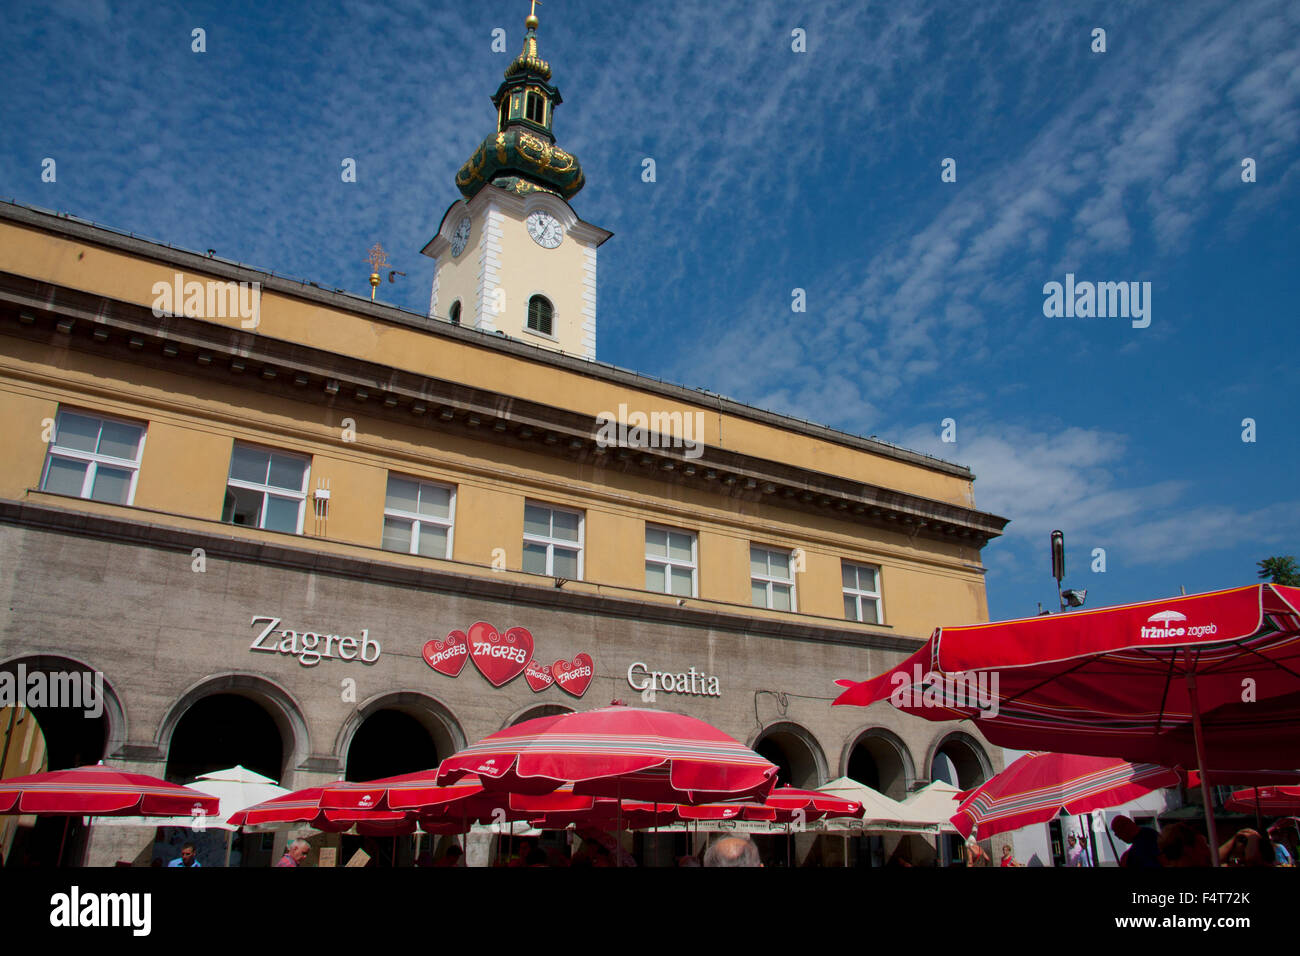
552 653 594 698
423 630 468 677
468 622 532 687
524 659 554 692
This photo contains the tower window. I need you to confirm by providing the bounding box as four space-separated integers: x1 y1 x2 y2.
449 300 461 325
526 91 545 123
527 295 553 336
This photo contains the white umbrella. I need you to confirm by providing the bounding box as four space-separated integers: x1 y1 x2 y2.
815 777 940 833
900 780 963 834
98 766 289 865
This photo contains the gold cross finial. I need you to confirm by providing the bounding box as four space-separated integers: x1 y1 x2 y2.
526 0 541 27
530 0 542 17
367 243 388 300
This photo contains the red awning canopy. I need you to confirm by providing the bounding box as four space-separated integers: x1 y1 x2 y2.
834 584 1300 771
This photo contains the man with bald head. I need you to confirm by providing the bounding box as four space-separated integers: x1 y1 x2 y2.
703 836 763 867
1111 816 1160 868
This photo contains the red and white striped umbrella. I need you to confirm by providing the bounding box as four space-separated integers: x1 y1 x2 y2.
0 764 219 817
436 703 778 804
949 752 1179 840
227 786 430 835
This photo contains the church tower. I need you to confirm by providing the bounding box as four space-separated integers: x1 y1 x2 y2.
422 7 611 360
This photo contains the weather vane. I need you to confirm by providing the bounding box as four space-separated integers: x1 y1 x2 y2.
367 243 389 301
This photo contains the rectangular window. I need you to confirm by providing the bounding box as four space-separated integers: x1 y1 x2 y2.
750 545 796 612
222 443 309 534
842 561 883 624
382 474 455 559
526 91 544 123
522 502 583 579
40 409 146 506
645 525 697 597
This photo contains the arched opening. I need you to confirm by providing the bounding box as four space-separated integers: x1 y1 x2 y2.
156 679 305 869
749 724 826 868
753 730 821 790
843 729 913 800
928 733 991 866
449 300 461 325
345 710 439 783
503 703 573 729
166 694 284 785
928 733 991 790
336 695 462 867
1 657 126 867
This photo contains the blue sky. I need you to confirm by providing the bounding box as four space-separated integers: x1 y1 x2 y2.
2 0 1297 623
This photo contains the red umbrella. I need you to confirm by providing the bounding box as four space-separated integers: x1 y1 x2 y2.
321 771 595 820
436 704 778 804
1225 786 1300 816
227 786 423 835
833 583 1300 863
948 752 1179 840
0 764 220 816
0 763 222 866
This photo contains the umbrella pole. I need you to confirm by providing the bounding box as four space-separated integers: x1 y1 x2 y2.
1253 787 1262 833
224 829 233 868
57 815 70 867
1184 667 1220 867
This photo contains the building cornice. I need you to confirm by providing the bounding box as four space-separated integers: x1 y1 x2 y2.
0 268 1008 545
0 269 1008 545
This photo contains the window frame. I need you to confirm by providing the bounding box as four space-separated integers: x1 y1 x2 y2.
526 294 554 337
644 524 699 598
381 473 456 560
750 544 797 612
842 560 884 625
522 501 584 580
448 300 461 325
39 407 148 506
222 442 311 535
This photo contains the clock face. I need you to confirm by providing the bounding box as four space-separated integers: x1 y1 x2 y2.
450 216 472 258
526 211 564 249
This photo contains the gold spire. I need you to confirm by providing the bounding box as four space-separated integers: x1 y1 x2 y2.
366 243 388 301
507 1 551 80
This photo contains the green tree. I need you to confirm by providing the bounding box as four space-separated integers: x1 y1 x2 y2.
1257 556 1300 586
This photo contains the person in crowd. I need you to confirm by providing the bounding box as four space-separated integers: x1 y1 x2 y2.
964 835 991 867
1156 822 1211 867
525 847 548 867
676 854 701 867
1111 816 1160 868
1065 833 1086 867
703 836 762 867
275 838 311 867
434 845 464 867
1219 828 1274 866
1267 825 1295 866
999 844 1020 867
168 842 201 867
